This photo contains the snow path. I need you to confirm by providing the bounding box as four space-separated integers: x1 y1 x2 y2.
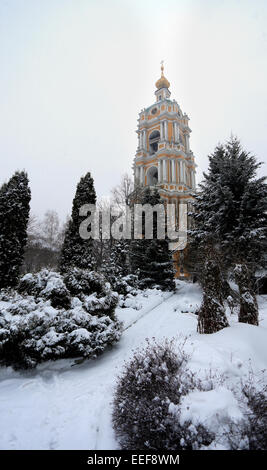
0 282 266 450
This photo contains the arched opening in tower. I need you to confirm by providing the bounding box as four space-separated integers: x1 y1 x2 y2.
149 130 160 154
147 166 158 186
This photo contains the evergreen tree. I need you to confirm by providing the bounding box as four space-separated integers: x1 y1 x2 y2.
0 171 31 288
60 172 97 273
234 264 259 325
191 137 267 272
130 187 175 291
197 257 229 334
190 137 266 330
102 238 129 280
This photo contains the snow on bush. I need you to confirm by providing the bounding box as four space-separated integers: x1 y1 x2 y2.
0 269 122 369
112 274 139 297
18 270 71 309
119 293 142 310
112 338 214 450
225 373 267 450
64 268 106 298
112 338 267 450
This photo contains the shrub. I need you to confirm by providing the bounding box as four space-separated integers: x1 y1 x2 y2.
18 270 71 309
111 274 139 297
64 268 119 319
0 269 122 369
64 268 107 297
112 338 214 450
113 340 266 450
0 297 122 369
225 373 267 450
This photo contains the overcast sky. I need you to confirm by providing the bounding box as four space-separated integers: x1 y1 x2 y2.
0 0 267 220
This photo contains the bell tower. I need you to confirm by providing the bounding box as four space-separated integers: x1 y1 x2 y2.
133 63 197 219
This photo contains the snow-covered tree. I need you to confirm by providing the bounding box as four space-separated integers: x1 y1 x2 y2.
130 187 175 291
191 137 267 272
234 264 258 326
0 171 31 288
197 257 229 334
60 172 97 273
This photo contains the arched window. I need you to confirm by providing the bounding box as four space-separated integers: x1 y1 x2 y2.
149 130 160 154
147 166 158 186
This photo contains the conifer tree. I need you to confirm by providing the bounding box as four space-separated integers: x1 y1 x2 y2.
60 172 97 273
197 257 229 334
191 137 267 272
130 187 175 291
190 137 266 329
102 238 129 280
0 171 31 288
234 264 259 326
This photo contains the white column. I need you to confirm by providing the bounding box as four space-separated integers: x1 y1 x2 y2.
140 166 144 185
158 161 162 182
139 132 142 149
177 123 180 142
143 130 146 151
135 166 139 182
164 121 168 141
174 122 178 143
181 161 185 183
185 134 190 153
193 171 196 189
172 160 176 183
163 160 167 181
184 163 187 184
160 122 164 140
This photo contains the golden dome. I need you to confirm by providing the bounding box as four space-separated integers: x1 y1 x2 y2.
155 62 170 89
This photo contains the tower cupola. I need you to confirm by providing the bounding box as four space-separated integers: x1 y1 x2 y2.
155 62 171 101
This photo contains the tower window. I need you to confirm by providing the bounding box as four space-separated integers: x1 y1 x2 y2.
149 130 160 154
147 166 158 186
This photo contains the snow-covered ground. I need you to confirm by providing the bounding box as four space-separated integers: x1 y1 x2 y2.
0 280 266 450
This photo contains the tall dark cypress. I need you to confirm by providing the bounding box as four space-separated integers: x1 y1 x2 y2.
0 171 31 288
60 172 97 273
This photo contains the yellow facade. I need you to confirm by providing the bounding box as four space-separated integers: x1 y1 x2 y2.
133 66 197 278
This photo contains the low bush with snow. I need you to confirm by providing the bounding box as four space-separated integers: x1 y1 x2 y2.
18 270 71 309
112 338 214 450
0 269 122 369
225 374 267 450
111 274 139 298
112 338 267 450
